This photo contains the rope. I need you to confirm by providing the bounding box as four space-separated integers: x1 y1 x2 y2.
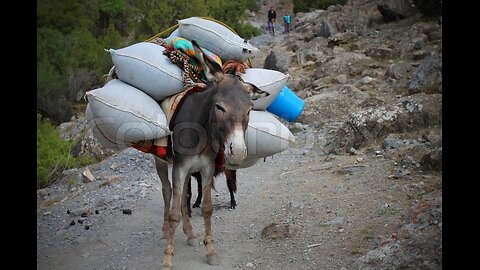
144 17 253 67
144 24 179 42
144 17 236 42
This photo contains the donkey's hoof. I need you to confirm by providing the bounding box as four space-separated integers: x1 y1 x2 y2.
161 261 172 268
187 237 198 246
206 253 220 265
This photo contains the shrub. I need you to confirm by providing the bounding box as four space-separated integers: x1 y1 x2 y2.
413 0 441 17
232 22 262 39
37 113 94 188
246 0 260 12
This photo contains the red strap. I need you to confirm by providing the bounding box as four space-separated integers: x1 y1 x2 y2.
132 144 168 158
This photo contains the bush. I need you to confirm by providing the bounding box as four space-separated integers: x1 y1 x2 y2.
37 113 94 188
232 22 262 39
246 0 260 12
293 0 347 13
413 0 441 17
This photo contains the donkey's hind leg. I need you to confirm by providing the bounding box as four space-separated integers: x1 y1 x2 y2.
225 169 237 209
192 172 203 208
155 157 171 239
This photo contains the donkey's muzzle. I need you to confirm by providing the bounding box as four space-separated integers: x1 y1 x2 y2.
225 130 247 165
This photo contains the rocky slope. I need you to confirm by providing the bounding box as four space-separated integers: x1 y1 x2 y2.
38 1 442 269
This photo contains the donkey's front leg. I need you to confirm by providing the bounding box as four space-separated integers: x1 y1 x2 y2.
201 167 220 265
181 174 197 246
161 165 187 268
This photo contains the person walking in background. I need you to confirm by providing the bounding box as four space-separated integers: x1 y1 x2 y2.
267 6 276 35
283 12 291 34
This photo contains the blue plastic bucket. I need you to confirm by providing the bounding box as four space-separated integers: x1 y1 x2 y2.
266 85 304 122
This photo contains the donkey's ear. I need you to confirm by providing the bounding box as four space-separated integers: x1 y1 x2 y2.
192 40 224 82
243 82 269 101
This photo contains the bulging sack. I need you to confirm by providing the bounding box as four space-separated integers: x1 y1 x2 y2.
178 17 259 61
85 79 170 145
85 103 128 150
244 110 295 158
240 68 289 110
109 42 184 101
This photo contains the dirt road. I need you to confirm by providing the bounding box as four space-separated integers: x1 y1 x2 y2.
37 125 441 270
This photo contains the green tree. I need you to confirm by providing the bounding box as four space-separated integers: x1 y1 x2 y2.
37 0 261 124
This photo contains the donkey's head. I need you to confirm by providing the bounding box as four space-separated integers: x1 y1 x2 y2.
192 41 268 166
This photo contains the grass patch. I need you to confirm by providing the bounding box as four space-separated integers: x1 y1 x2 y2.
350 247 366 255
360 228 374 241
377 207 404 217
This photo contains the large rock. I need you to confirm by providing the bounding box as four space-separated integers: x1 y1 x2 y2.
327 31 358 46
312 19 336 38
364 47 394 59
330 94 442 153
314 52 372 79
293 37 329 66
409 55 442 94
263 50 292 73
261 219 300 240
385 20 441 59
300 85 369 127
384 62 411 80
420 147 442 172
295 4 383 40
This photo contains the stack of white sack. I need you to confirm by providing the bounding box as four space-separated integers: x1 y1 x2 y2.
85 17 296 169
85 79 170 146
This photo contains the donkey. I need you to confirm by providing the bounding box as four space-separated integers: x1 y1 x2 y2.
154 41 267 267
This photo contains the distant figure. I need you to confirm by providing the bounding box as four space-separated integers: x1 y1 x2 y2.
267 6 276 35
283 12 291 33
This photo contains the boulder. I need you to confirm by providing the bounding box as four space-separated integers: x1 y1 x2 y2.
420 147 442 172
328 31 358 46
384 62 412 80
408 55 442 94
330 94 442 152
365 47 394 59
315 52 372 79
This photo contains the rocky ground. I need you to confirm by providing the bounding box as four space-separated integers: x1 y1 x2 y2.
38 0 442 269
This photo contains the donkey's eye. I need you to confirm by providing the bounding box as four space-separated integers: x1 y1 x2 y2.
215 104 226 112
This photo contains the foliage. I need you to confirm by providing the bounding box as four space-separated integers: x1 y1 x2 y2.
38 0 261 124
246 0 260 12
293 0 347 13
413 0 442 18
37 113 94 188
230 22 262 39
